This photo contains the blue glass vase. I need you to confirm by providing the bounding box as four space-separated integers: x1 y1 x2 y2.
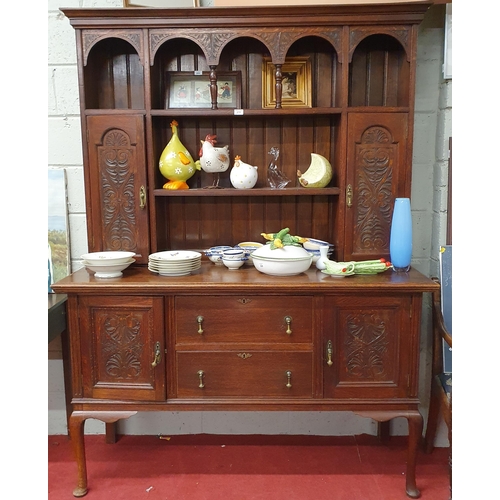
390 198 412 272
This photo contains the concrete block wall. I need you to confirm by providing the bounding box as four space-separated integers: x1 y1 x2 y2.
48 1 451 446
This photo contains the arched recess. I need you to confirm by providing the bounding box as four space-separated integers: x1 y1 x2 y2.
150 37 208 110
285 35 342 108
84 36 144 110
217 36 272 110
349 33 410 107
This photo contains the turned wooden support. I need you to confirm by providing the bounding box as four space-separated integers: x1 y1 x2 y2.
274 64 282 109
69 411 137 497
209 66 218 110
355 410 423 499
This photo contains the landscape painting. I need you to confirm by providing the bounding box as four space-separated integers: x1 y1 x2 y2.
48 169 70 291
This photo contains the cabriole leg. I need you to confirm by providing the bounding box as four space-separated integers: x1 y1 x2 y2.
68 411 137 497
68 413 88 497
405 411 423 498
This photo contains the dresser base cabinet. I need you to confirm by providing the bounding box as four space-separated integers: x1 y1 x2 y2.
53 266 438 498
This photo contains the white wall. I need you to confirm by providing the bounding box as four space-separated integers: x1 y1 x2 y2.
48 0 451 446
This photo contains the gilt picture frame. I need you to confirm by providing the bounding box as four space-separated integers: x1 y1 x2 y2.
165 71 242 109
262 57 312 108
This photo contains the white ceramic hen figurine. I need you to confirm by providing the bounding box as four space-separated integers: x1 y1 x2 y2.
197 134 230 188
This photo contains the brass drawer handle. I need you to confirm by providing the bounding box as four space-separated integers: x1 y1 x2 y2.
197 370 205 388
286 370 292 388
197 315 204 334
151 341 161 367
326 340 333 367
284 316 292 335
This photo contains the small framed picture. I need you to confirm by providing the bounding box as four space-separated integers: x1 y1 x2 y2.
165 71 242 109
262 57 312 108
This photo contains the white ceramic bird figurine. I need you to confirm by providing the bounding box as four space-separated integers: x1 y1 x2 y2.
196 134 230 188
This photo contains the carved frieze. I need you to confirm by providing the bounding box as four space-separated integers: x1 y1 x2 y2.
353 126 395 252
101 312 144 380
99 130 137 252
150 27 342 66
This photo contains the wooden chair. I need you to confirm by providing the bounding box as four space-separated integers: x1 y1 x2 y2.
424 278 452 496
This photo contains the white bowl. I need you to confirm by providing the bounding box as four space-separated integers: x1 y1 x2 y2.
83 258 135 278
222 257 246 270
81 251 136 265
252 254 312 276
252 244 311 260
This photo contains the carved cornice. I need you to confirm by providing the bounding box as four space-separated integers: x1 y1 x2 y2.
150 27 343 66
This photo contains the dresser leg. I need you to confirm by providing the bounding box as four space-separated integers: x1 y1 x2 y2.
68 411 137 497
354 410 422 499
405 411 423 499
68 413 88 497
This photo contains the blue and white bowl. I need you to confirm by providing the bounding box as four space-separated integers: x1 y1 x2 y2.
303 239 334 262
234 241 263 263
222 249 246 261
205 245 233 264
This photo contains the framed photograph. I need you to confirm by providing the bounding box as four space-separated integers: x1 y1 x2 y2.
262 57 312 108
165 71 242 109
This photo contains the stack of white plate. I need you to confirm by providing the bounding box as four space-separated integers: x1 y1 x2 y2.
148 250 202 276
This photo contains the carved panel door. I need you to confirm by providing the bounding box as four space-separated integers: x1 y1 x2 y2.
79 295 165 401
323 295 414 400
87 115 149 264
344 113 408 261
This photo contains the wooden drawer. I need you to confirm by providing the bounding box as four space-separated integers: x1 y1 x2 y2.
176 351 313 398
174 295 313 344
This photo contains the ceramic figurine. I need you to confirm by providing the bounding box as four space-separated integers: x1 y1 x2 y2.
197 134 230 188
159 120 200 190
230 155 258 189
267 147 290 189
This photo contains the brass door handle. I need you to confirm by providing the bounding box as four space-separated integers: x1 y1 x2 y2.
139 185 146 209
151 341 161 367
284 316 292 335
286 370 292 388
346 184 353 208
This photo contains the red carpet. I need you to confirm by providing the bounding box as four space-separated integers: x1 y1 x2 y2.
48 434 450 500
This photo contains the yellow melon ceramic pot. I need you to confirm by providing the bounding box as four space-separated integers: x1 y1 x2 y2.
159 120 200 189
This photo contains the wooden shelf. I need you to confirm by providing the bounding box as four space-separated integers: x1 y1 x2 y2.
150 108 343 117
153 187 341 197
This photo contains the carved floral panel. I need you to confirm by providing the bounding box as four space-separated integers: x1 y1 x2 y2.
98 129 138 252
353 126 396 254
94 308 148 384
